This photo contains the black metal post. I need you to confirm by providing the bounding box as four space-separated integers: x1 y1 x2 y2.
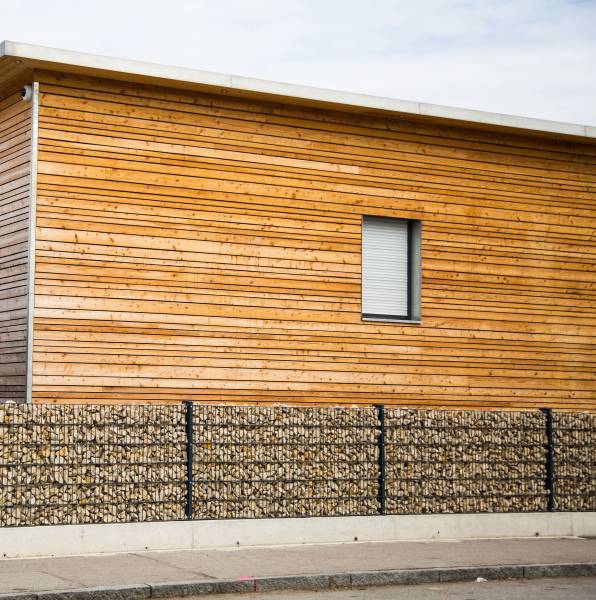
542 408 555 512
375 404 386 515
185 401 194 519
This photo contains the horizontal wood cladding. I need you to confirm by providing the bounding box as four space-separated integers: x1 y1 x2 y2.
31 72 596 409
0 91 31 402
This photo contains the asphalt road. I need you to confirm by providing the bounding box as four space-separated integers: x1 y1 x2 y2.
202 576 596 600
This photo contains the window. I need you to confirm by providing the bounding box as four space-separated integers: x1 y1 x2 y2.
361 216 421 322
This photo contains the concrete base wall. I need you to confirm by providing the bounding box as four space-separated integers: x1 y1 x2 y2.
2 513 595 559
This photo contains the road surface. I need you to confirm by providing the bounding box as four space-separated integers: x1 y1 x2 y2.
203 576 596 599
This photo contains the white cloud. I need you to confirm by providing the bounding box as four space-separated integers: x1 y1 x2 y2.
1 0 595 124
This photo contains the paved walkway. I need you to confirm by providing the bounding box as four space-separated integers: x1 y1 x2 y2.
1 537 595 595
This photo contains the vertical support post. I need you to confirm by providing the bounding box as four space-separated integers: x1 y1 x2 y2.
25 82 40 404
185 401 194 520
542 408 555 512
375 404 386 515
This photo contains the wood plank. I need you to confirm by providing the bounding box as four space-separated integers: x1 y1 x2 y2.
25 76 596 409
0 92 30 403
36 70 596 159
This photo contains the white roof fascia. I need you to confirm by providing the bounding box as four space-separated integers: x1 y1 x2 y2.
1 40 594 140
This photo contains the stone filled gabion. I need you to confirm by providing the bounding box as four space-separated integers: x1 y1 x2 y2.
554 412 596 512
384 409 549 514
0 404 186 526
191 405 379 519
1 404 594 527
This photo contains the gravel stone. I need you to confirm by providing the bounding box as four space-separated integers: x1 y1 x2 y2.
0 405 593 525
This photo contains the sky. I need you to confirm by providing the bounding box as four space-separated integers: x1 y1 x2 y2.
1 0 595 125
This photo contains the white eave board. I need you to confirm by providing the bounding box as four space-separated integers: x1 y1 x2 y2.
1 40 594 141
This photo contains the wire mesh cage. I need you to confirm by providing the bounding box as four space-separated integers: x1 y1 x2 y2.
0 403 594 526
0 404 186 526
191 404 379 519
383 409 548 514
553 412 596 512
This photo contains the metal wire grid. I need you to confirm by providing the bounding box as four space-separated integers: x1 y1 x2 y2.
191 404 379 519
553 412 596 512
0 404 186 526
0 404 594 526
383 409 549 514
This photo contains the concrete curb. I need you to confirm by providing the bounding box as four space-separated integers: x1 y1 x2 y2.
1 563 595 600
5 514 596 559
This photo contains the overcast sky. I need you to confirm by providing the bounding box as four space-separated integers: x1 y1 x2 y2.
2 0 595 125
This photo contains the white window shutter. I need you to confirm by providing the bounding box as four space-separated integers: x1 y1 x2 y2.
362 217 409 317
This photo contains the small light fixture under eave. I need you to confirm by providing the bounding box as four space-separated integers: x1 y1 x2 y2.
21 84 33 102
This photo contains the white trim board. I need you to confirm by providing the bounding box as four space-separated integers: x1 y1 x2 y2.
1 40 595 140
1 513 595 559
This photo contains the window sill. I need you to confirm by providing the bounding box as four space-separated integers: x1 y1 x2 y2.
362 317 421 325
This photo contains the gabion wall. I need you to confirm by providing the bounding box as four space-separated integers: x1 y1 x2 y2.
384 409 548 513
0 404 594 527
192 405 378 519
554 412 596 511
0 405 186 526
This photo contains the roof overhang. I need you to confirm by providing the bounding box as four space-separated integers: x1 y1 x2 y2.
1 40 595 142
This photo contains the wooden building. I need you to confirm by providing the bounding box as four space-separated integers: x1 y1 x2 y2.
1 41 595 409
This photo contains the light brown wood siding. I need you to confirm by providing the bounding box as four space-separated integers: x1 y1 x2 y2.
0 91 31 402
31 72 596 409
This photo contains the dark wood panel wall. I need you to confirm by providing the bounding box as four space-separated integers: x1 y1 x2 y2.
0 91 31 402
30 71 596 409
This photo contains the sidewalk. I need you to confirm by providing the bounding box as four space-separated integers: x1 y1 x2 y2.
1 537 595 598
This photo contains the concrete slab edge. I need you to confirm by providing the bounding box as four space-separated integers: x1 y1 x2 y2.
5 512 596 559
1 563 595 600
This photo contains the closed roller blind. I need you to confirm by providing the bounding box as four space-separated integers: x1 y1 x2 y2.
362 216 409 317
